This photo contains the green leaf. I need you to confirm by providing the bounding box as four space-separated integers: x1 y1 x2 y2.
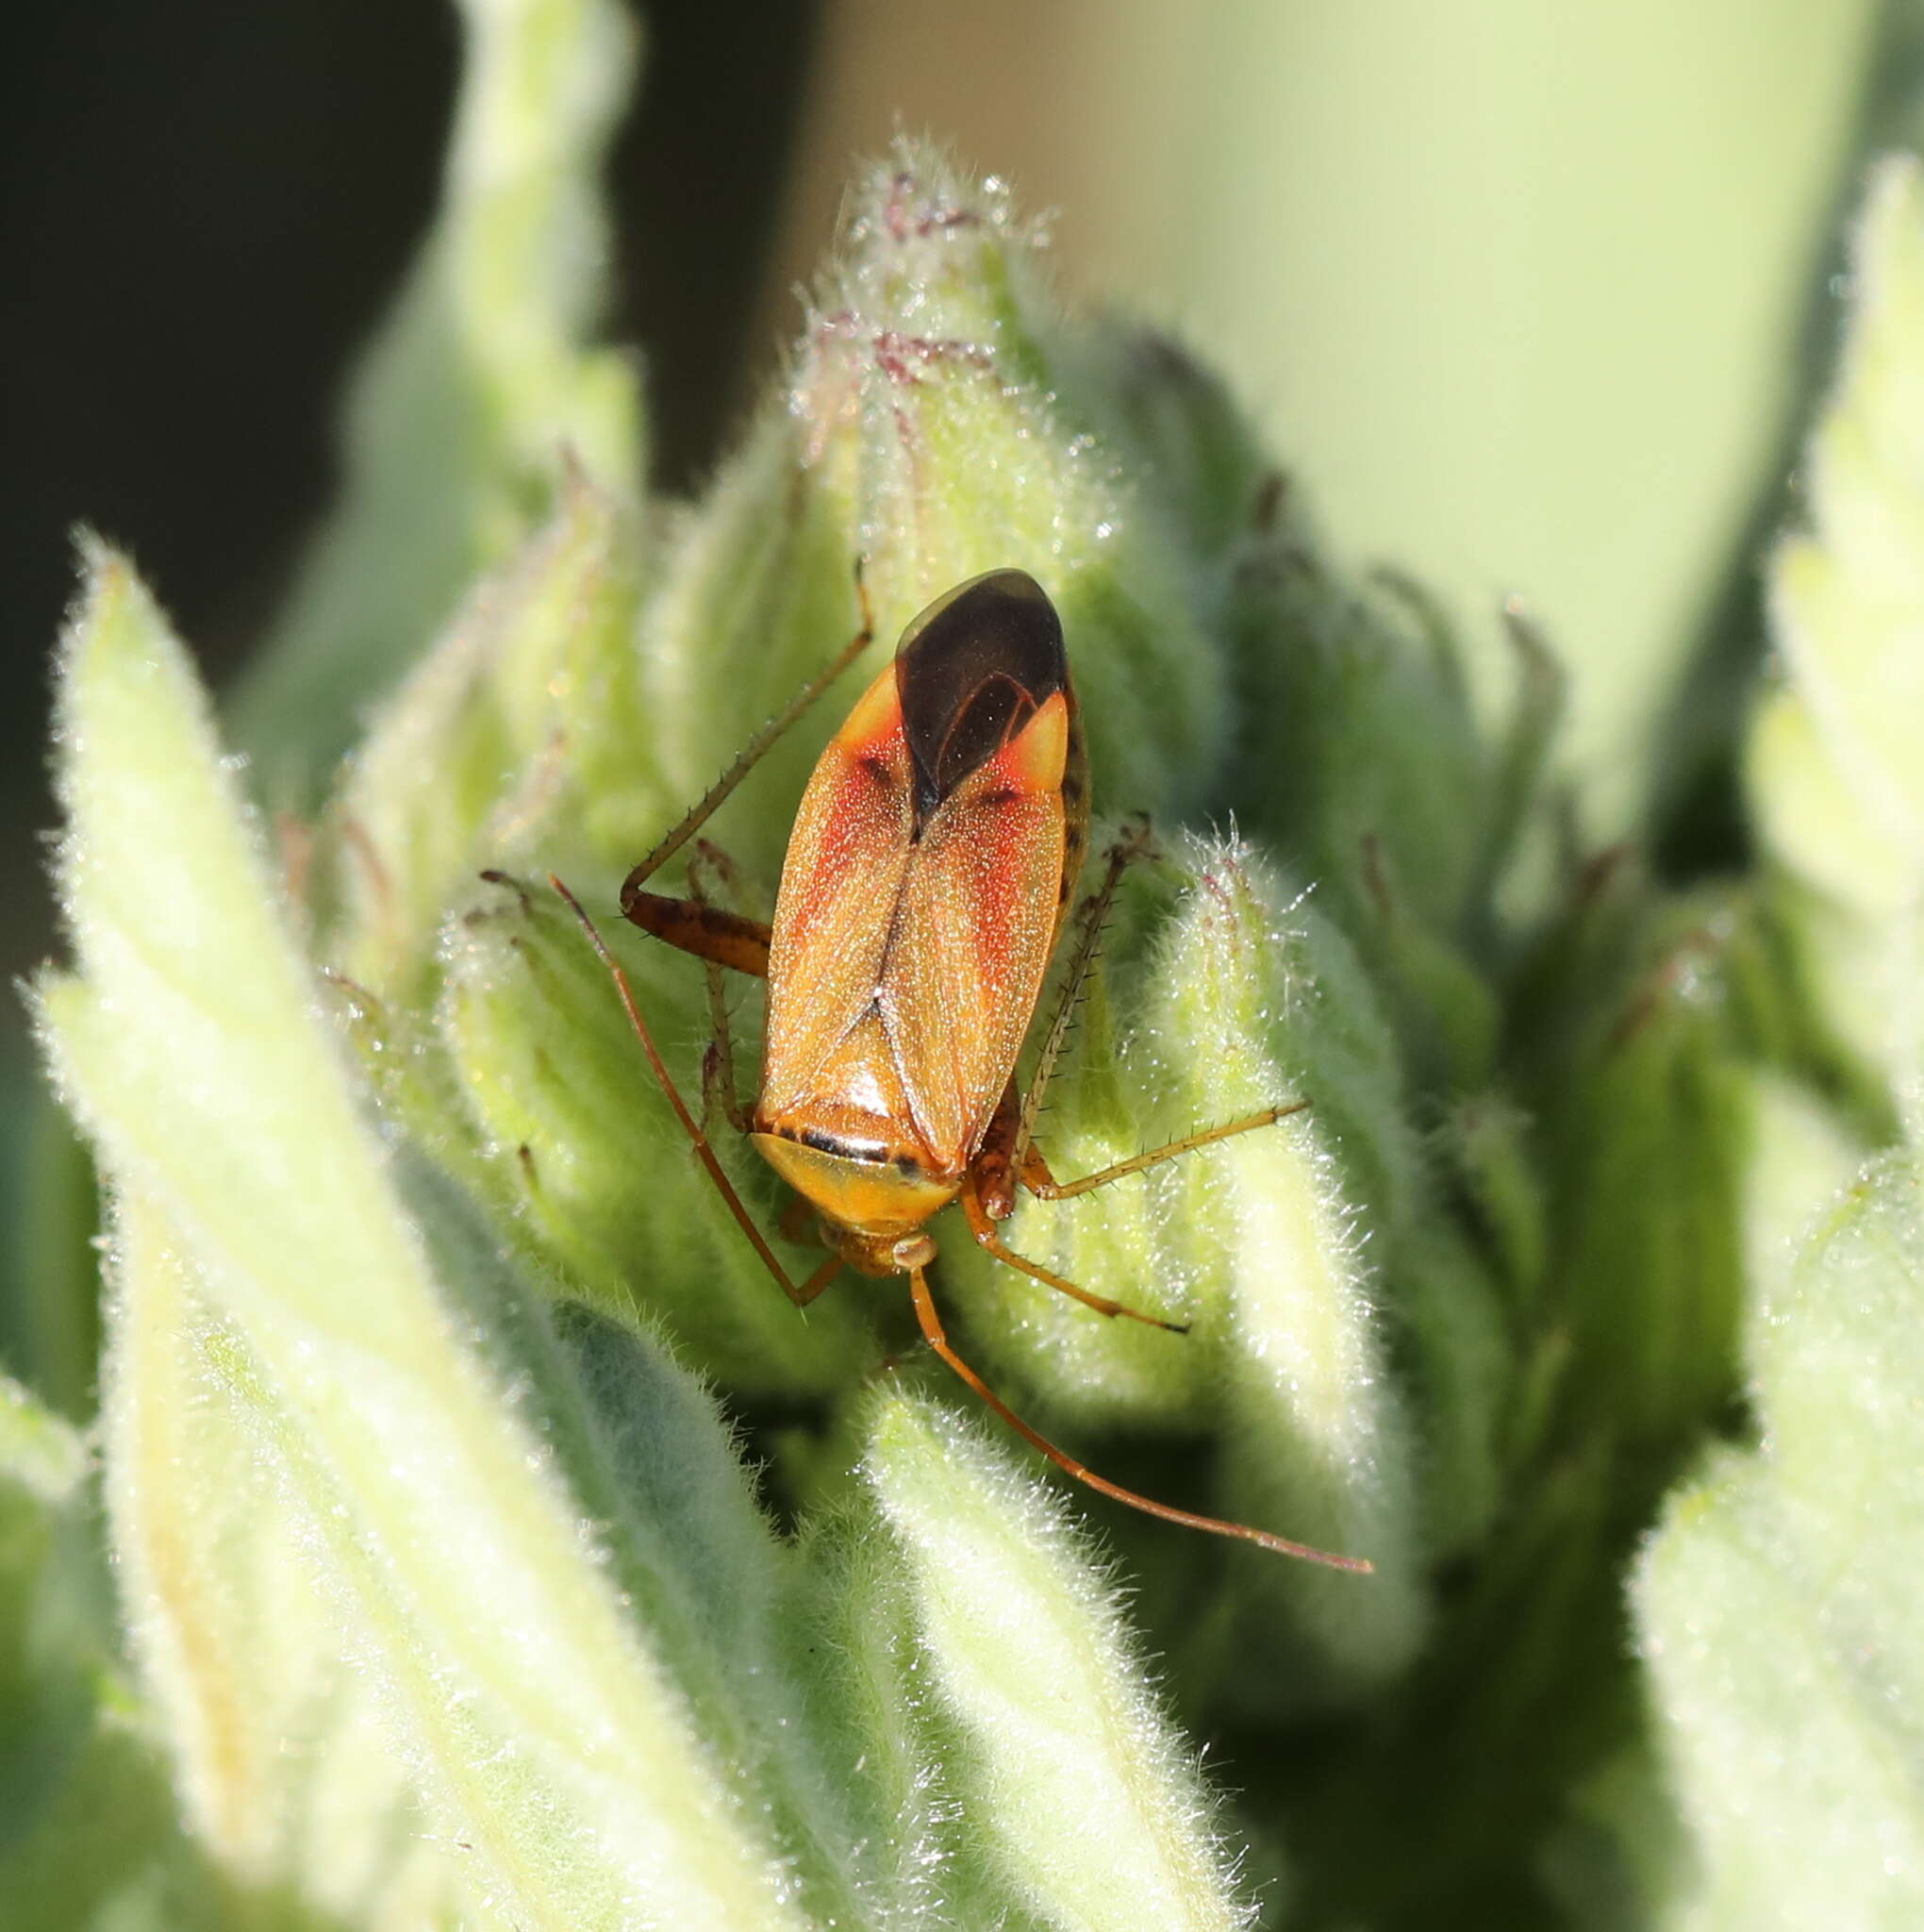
1635 1146 1924 1929
100 1191 485 1925
1634 155 1924 1932
0 1377 224 1931
1749 154 1924 1101
41 544 849 1928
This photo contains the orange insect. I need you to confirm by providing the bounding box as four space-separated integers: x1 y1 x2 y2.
554 567 1369 1571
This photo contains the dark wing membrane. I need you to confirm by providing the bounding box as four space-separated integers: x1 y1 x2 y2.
896 569 1067 835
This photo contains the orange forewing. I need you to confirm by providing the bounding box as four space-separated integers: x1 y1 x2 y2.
881 694 1067 1163
760 667 1068 1174
759 659 915 1134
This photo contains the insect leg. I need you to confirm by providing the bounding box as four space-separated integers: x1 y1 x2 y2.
792 1250 844 1307
700 1041 748 1135
688 836 751 904
549 874 822 1308
969 1078 1023 1219
687 845 747 1131
1011 816 1155 1180
622 894 771 976
958 1177 1187 1333
1023 1102 1311 1202
620 562 875 905
905 1266 1370 1571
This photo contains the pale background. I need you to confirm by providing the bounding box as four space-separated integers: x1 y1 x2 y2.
771 1 1885 832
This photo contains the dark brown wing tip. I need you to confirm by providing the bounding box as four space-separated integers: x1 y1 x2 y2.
896 570 1069 828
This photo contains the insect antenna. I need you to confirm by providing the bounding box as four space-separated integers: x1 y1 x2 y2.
905 1266 1372 1571
548 874 826 1307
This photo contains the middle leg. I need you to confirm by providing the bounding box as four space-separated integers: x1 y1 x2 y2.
958 1165 1187 1334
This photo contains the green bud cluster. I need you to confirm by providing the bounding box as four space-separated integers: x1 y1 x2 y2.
437 870 870 1393
17 4 1924 1924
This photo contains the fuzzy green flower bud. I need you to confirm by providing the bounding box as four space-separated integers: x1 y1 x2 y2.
1214 489 1543 1106
435 868 868 1392
860 1390 1257 1932
787 1504 1003 1926
802 150 1229 822
326 466 649 999
627 409 870 888
937 831 1428 1687
1434 1090 1551 1313
1519 874 1753 1447
1053 320 1272 569
1388 1224 1513 1559
1222 492 1491 941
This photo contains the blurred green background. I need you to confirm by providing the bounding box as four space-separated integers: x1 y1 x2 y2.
0 0 1908 1323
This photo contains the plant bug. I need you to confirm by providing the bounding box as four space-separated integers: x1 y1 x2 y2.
552 567 1370 1572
